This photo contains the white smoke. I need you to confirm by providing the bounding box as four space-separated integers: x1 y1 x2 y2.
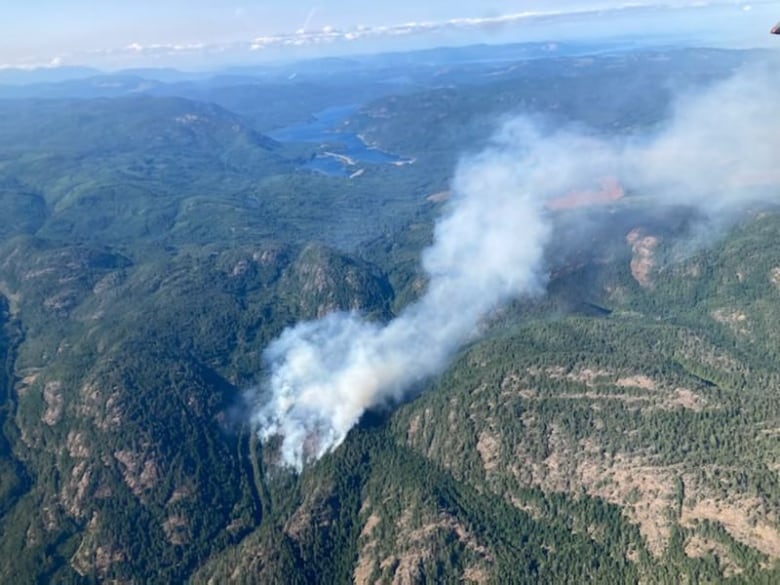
630 62 780 208
252 60 780 470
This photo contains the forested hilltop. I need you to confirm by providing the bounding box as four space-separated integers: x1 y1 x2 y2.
0 45 779 583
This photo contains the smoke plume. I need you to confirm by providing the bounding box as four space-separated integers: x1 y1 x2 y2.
252 60 780 470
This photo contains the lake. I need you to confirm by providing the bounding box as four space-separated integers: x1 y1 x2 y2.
268 105 413 177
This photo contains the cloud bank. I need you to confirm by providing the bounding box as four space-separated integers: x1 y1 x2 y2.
251 59 780 470
3 0 766 70
247 2 746 50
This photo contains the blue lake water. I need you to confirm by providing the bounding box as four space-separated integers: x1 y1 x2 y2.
268 105 411 176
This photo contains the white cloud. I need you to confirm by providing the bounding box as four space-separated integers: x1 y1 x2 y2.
116 41 209 57
0 55 69 71
245 2 733 50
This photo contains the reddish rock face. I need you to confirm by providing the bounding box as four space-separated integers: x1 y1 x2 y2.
626 228 660 289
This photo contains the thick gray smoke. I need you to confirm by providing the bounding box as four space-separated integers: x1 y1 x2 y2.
252 61 780 470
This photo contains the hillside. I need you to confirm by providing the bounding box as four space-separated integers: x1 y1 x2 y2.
0 235 397 582
0 96 434 249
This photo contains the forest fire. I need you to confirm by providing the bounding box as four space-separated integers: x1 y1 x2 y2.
546 177 625 210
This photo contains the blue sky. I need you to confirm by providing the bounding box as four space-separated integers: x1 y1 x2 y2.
1 1 777 69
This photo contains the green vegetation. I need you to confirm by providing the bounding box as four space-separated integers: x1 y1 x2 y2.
0 46 778 583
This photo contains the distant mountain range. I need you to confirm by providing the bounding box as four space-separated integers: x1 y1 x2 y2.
0 38 719 90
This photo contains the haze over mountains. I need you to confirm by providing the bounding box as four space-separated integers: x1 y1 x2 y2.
0 38 746 89
1 39 780 584
4 1 775 70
